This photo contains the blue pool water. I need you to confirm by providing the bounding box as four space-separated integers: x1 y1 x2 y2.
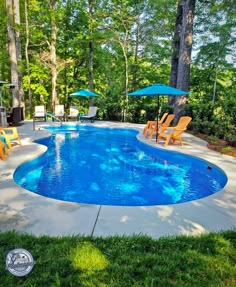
14 125 227 206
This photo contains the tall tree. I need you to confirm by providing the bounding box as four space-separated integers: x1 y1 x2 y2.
48 0 58 109
193 0 236 104
101 1 138 121
169 2 182 106
170 0 196 120
14 0 24 110
88 0 95 106
176 0 196 91
24 0 32 111
130 1 146 91
6 0 21 107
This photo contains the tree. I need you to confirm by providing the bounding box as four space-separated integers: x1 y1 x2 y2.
48 0 58 109
24 0 32 112
169 0 196 120
6 0 23 107
14 0 24 107
169 2 182 106
193 0 236 104
88 0 94 107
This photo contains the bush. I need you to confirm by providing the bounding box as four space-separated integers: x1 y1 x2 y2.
184 102 236 143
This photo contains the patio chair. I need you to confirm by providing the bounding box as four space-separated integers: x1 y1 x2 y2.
80 106 98 123
0 126 21 147
53 105 66 122
33 105 47 122
66 106 79 121
143 112 168 137
147 114 175 140
0 131 12 150
0 135 10 160
157 116 192 146
143 121 156 137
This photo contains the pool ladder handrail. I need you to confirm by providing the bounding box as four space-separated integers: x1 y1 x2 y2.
51 115 63 126
33 113 63 130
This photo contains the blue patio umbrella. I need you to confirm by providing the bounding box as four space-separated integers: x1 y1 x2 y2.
128 83 189 141
70 89 99 113
70 89 99 97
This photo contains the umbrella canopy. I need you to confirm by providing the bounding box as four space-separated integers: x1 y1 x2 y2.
70 89 99 97
128 83 189 141
128 83 189 97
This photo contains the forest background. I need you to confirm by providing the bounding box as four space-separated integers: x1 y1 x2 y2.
0 0 235 144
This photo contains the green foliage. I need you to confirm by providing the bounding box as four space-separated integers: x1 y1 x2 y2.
208 135 219 145
0 230 236 286
0 1 10 81
184 100 236 142
221 146 233 153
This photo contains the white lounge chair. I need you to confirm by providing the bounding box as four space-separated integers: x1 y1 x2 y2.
67 106 79 121
80 106 98 123
33 105 46 122
54 105 66 121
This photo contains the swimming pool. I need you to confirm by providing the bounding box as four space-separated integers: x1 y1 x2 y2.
14 125 227 206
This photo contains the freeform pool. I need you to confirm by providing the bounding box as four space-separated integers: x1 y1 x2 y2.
14 126 227 206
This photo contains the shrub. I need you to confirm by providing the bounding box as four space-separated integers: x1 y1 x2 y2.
184 102 236 145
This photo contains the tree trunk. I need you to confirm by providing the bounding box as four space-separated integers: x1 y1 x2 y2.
118 28 129 122
131 13 140 91
169 2 182 106
88 0 94 107
49 0 58 110
212 67 217 105
14 0 24 111
88 40 94 106
174 0 196 121
6 0 20 107
123 41 129 122
24 0 32 112
212 47 222 105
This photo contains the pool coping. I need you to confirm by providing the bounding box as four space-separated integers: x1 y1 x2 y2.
0 120 235 238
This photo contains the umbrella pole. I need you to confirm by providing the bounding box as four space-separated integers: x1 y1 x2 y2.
155 95 160 142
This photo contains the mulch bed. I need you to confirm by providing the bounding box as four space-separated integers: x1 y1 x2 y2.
188 132 236 158
207 144 236 157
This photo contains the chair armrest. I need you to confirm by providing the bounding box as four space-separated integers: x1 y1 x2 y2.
0 127 16 133
158 127 186 135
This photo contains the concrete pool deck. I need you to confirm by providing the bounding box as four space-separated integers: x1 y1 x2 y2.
0 120 235 238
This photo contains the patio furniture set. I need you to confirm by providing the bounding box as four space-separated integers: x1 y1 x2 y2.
33 105 98 130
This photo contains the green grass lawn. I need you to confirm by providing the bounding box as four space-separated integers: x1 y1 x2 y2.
0 230 236 287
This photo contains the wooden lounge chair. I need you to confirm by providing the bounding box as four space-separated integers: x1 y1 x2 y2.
143 121 156 136
157 116 192 146
80 106 98 123
0 135 10 160
66 106 79 121
147 114 175 140
0 127 21 148
143 112 168 137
